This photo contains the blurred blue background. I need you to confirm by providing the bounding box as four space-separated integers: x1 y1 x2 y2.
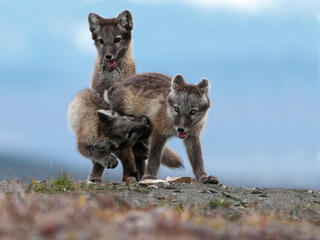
0 0 319 188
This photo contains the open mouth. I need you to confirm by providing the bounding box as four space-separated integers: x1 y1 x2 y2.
107 59 117 68
177 131 188 139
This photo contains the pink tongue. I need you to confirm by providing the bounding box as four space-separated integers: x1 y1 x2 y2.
177 132 187 139
108 59 116 67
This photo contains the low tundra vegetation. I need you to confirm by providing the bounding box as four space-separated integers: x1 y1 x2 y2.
0 174 319 239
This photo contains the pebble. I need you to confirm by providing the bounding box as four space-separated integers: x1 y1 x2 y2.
166 177 192 183
147 185 158 190
157 195 166 200
126 177 137 184
157 182 170 188
251 189 264 194
259 194 268 198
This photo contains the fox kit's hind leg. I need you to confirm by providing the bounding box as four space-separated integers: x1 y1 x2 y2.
132 139 149 180
184 134 219 184
142 132 168 180
114 148 138 181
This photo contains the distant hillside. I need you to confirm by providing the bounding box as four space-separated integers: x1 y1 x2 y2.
0 152 81 181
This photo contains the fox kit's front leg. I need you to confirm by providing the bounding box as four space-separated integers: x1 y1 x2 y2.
88 161 105 183
142 132 168 180
184 134 218 184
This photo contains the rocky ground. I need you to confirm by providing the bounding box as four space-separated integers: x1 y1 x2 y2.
0 174 319 239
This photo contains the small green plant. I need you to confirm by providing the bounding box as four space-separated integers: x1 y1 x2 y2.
51 172 74 192
176 202 185 214
207 199 231 210
28 172 74 193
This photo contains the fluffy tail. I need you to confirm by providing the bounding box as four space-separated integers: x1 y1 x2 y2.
161 146 184 168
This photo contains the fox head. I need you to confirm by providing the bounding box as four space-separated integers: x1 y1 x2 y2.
167 75 211 139
96 110 151 149
88 10 133 71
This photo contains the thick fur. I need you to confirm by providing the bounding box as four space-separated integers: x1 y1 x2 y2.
69 11 182 182
89 10 136 96
105 73 219 184
68 88 151 182
87 11 182 173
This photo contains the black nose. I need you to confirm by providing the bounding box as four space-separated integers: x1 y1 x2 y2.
177 128 185 133
104 54 112 60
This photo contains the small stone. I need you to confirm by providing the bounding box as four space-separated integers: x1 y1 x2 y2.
147 185 158 190
201 189 212 194
202 189 217 194
126 177 137 184
138 179 167 187
251 189 263 194
157 195 166 200
166 176 192 183
157 182 170 188
240 200 248 207
86 180 97 185
307 189 313 194
164 185 176 190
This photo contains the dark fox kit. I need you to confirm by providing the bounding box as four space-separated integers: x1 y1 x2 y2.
68 88 151 182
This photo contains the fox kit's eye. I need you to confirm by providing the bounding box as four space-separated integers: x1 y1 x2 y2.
173 106 179 113
190 109 198 115
98 38 104 44
114 36 122 43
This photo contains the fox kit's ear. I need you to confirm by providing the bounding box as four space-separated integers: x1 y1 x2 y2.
171 74 185 91
97 109 115 122
88 12 101 33
117 10 133 31
197 78 210 95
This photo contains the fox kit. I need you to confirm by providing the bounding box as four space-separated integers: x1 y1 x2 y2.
105 73 219 184
88 10 136 96
85 10 182 179
68 88 151 182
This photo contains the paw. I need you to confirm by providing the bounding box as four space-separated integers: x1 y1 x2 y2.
102 155 118 169
86 177 102 184
199 175 219 184
141 174 158 181
104 159 118 169
122 172 138 182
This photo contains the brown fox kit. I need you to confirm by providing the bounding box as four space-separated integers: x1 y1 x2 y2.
105 73 219 184
88 10 136 96
83 10 182 179
68 88 151 182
